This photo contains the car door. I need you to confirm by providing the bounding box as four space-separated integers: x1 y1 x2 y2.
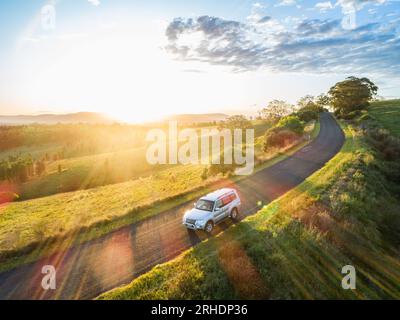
219 195 233 221
213 199 226 222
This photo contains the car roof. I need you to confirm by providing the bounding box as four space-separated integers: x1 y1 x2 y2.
200 188 235 201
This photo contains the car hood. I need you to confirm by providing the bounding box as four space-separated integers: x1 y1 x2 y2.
184 208 210 220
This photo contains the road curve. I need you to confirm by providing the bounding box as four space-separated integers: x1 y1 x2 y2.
0 112 344 300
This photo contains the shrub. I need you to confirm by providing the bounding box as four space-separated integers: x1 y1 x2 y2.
341 110 361 120
366 128 400 161
275 115 305 135
208 163 237 176
295 101 324 122
0 192 19 204
263 128 299 151
295 110 318 122
201 167 208 180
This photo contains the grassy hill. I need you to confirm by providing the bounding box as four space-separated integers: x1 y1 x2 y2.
0 120 316 272
2 121 273 202
368 99 400 137
99 101 400 299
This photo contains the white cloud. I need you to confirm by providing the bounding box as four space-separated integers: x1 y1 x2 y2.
275 0 297 7
88 0 100 6
335 0 385 11
165 15 400 76
315 1 334 12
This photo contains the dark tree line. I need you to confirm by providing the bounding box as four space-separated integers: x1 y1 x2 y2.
0 156 47 183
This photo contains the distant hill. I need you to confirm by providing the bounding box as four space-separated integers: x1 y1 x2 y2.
164 113 229 124
0 112 116 125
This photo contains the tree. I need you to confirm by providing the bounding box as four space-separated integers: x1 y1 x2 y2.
297 95 315 109
35 160 46 176
315 94 330 108
328 77 378 117
294 95 325 122
258 100 294 124
220 115 252 130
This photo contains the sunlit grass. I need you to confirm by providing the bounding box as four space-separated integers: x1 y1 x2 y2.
369 99 400 137
0 120 313 272
98 119 400 300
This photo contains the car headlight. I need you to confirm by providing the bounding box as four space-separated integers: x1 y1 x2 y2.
195 219 206 227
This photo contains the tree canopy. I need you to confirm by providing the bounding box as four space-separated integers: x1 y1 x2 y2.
220 115 252 130
258 100 294 124
328 77 378 117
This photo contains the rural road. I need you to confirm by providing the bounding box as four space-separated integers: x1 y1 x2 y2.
0 112 344 300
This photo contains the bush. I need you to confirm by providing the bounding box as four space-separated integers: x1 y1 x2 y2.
263 128 299 151
208 163 237 176
275 115 305 135
0 192 19 204
201 167 208 180
295 101 324 122
295 110 318 122
366 128 400 161
341 110 361 120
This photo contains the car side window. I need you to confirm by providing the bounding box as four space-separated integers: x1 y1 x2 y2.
221 195 232 206
215 199 223 209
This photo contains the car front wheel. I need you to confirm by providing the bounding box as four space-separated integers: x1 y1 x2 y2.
205 221 214 233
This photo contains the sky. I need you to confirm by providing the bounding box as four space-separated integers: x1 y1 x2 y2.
0 0 399 122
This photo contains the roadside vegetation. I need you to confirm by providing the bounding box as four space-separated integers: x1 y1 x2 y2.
99 101 400 299
367 99 400 138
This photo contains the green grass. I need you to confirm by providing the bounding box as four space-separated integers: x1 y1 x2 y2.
369 99 400 137
0 120 314 272
98 118 400 300
10 122 271 201
18 145 167 200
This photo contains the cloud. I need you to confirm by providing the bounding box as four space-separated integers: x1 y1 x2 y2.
164 15 400 76
258 16 272 23
88 0 100 6
275 0 297 7
247 2 269 25
335 0 385 11
315 1 334 12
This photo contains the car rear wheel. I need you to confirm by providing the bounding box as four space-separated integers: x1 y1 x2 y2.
205 221 214 233
231 207 238 220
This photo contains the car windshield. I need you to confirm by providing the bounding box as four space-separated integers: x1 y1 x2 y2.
195 199 214 212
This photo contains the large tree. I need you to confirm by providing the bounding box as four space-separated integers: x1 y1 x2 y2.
297 95 315 109
220 115 252 130
258 100 294 124
328 77 378 117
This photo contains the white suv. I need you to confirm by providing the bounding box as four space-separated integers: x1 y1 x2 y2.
182 188 241 233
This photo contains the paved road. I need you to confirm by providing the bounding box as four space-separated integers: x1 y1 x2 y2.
0 112 344 300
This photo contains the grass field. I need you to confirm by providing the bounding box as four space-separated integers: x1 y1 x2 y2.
99 105 400 299
4 121 272 201
369 99 400 137
18 145 166 200
0 120 317 273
